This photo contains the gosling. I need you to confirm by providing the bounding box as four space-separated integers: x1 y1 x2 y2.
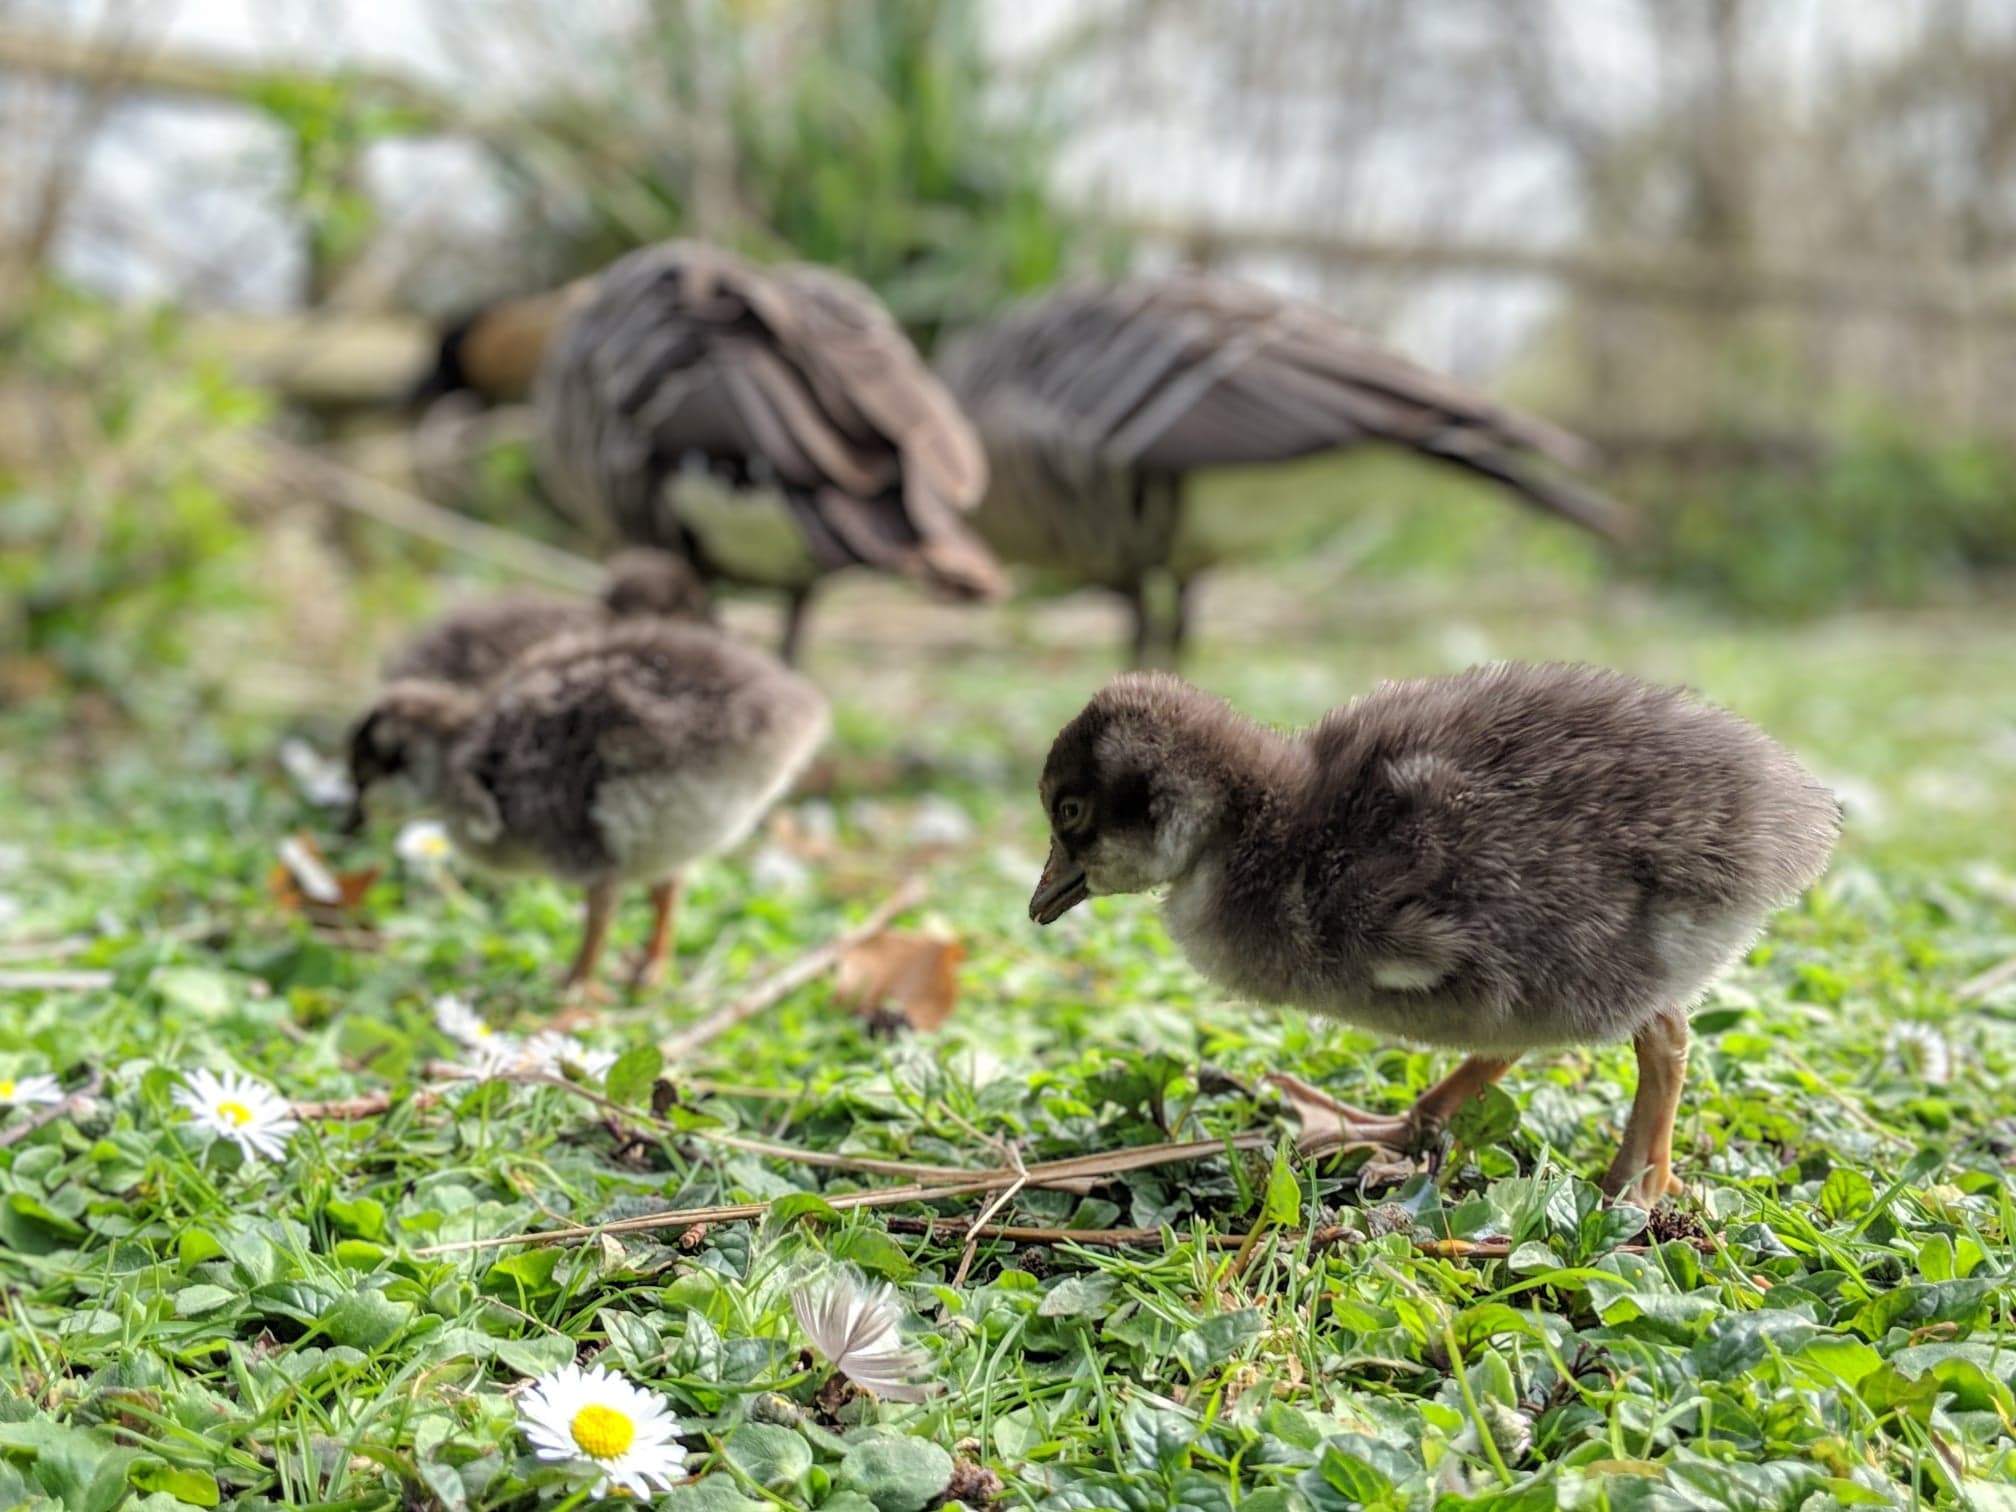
350 620 826 994
381 548 711 689
1028 664 1838 1206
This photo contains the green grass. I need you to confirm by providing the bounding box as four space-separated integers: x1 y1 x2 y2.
2 558 2015 1511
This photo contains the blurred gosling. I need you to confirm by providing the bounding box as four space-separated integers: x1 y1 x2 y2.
350 619 826 996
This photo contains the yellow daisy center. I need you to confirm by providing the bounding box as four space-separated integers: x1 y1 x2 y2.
473 1024 492 1039
570 1403 635 1459
217 1100 255 1126
0 1080 15 1100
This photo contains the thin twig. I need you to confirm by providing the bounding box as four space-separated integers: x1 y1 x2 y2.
0 969 113 992
291 1088 447 1120
1780 1048 1917 1148
300 1057 1097 1193
413 1182 989 1258
412 1129 1274 1258
0 935 92 964
658 878 927 1062
209 433 603 593
0 1069 103 1149
1958 956 2016 1004
879 1217 1711 1260
953 1149 1028 1289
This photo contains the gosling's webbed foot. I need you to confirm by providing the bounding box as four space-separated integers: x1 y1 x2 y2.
554 979 610 1030
1602 1161 1688 1211
624 952 671 994
1266 1072 1424 1171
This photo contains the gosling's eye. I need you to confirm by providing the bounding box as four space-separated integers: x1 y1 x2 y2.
1056 796 1087 830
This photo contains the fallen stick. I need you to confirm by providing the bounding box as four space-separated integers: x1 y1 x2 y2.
294 1069 788 1121
294 1056 1098 1193
210 433 604 594
291 1088 447 1120
412 1126 1273 1258
0 969 114 992
0 935 92 964
1958 956 2016 1003
879 1217 1714 1259
0 1069 104 1149
658 877 927 1062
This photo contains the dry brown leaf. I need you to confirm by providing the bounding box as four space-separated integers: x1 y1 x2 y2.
833 930 963 1032
0 655 61 702
269 832 378 918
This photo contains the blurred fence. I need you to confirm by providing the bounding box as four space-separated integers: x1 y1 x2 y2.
6 19 2012 442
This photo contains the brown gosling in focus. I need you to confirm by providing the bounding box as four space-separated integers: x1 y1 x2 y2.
349 619 826 996
1028 663 1838 1206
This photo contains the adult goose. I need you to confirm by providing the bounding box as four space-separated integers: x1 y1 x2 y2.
413 241 1004 661
937 275 1630 666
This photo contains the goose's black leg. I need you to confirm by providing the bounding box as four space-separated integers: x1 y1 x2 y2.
1125 580 1155 669
1168 576 1194 667
779 586 815 666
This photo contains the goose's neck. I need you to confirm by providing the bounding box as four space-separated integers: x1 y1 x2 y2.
1153 729 1313 1003
462 281 593 400
1165 723 1308 896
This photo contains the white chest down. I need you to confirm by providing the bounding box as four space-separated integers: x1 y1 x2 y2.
664 468 820 589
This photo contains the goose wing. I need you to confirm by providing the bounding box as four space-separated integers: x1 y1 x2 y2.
938 275 1629 542
535 241 1002 596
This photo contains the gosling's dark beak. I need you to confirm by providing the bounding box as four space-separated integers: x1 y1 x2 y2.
339 797 367 837
1029 839 1090 925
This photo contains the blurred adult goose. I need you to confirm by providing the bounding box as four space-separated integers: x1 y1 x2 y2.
1028 663 1838 1206
381 549 712 689
415 241 1004 662
937 276 1631 666
350 620 827 994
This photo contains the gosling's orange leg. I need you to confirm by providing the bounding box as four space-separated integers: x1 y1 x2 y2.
1271 1054 1519 1157
627 876 683 992
1602 1007 1690 1207
559 879 619 1008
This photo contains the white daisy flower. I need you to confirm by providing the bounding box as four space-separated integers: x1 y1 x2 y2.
520 1030 583 1073
466 1035 527 1080
394 819 455 869
172 1068 298 1163
277 737 355 810
1887 1022 1954 1086
792 1271 934 1403
517 1361 687 1498
0 1073 63 1108
1454 1400 1534 1464
748 844 813 895
521 1031 617 1080
433 995 504 1049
